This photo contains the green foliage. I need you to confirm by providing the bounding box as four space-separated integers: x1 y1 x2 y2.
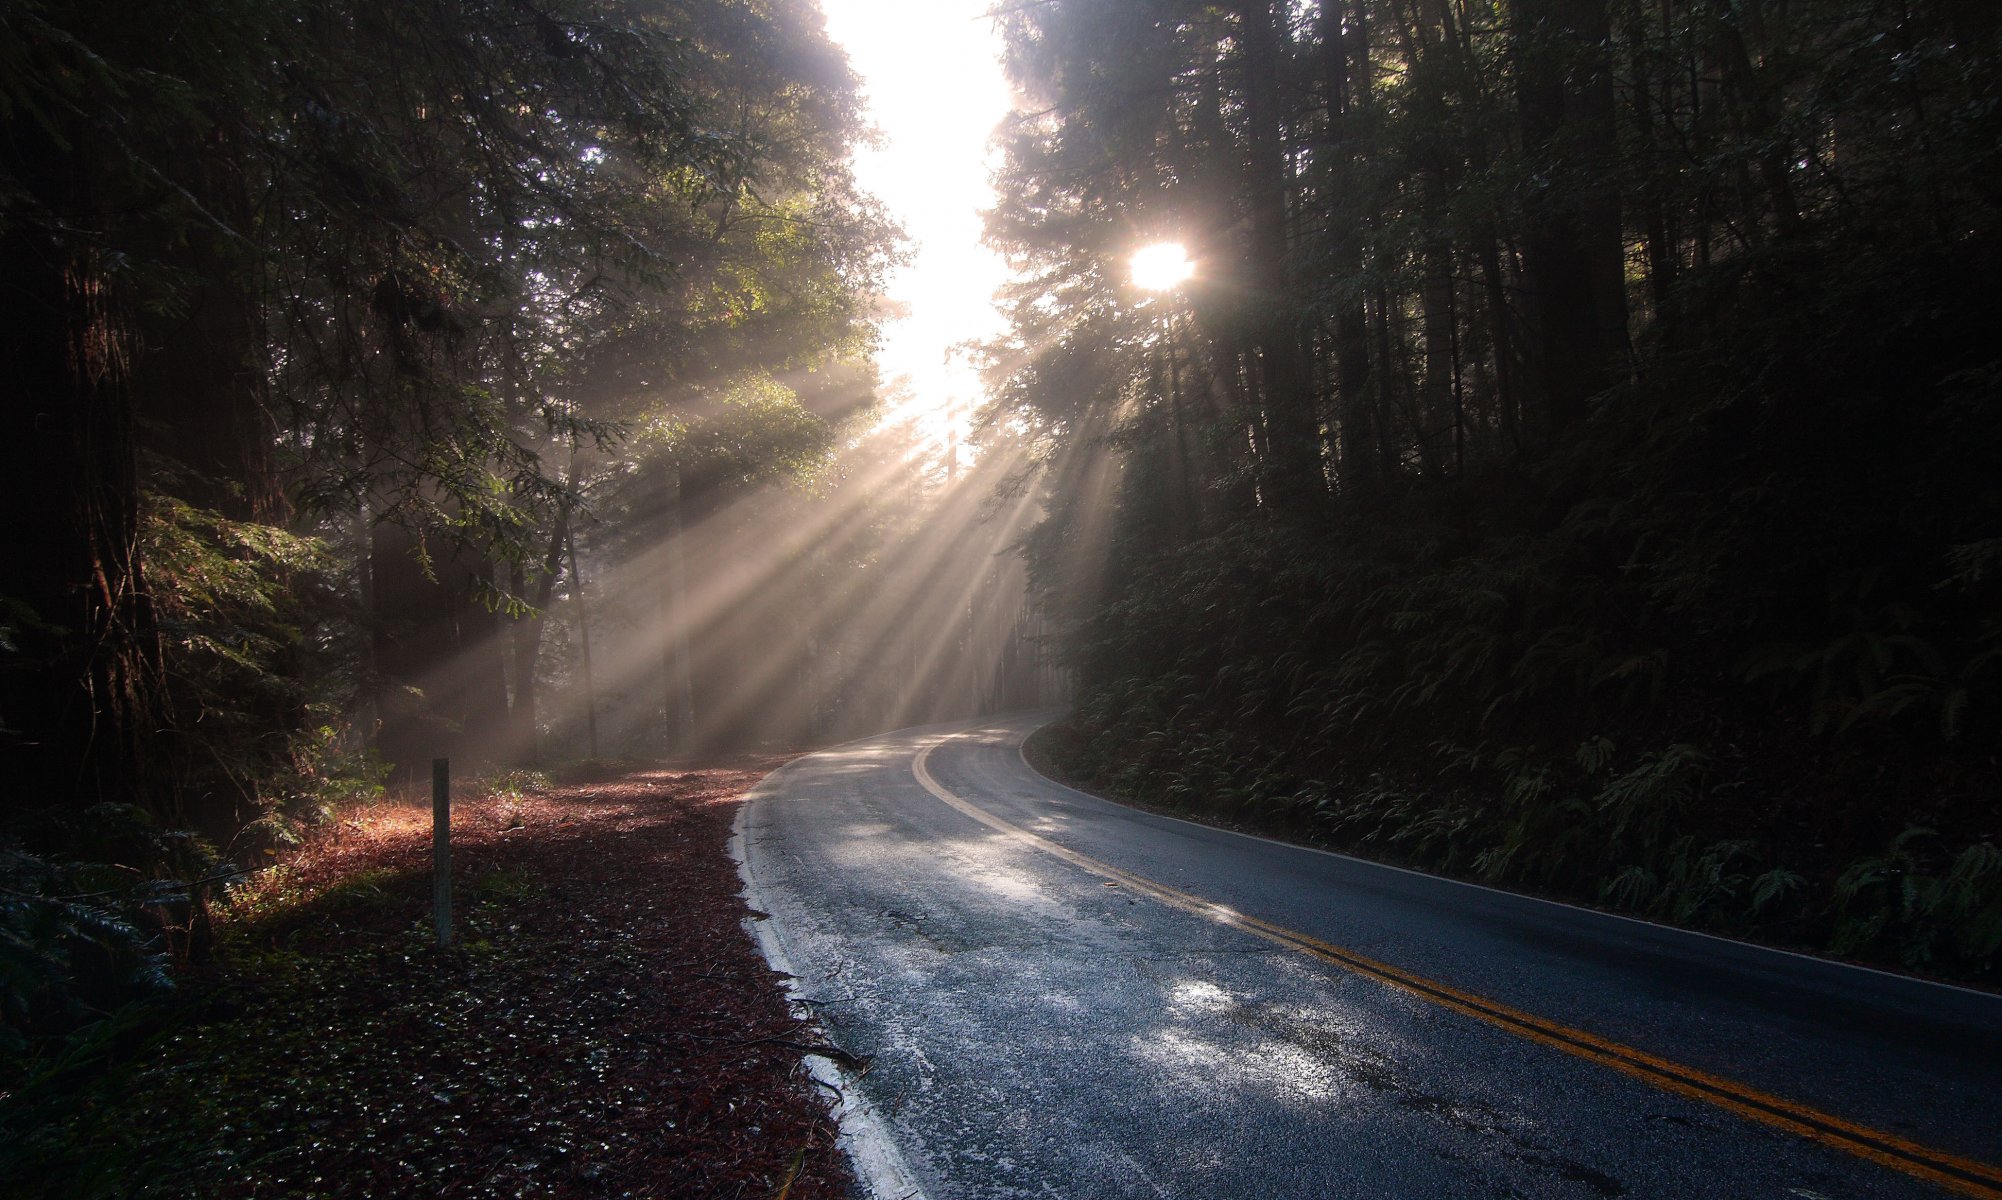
2 0 900 783
1832 834 2002 971
0 826 199 1098
1596 745 1709 859
1043 413 2002 973
4 857 472 1193
484 768 554 800
637 370 838 487
1008 22 2002 967
142 493 363 834
0 4 901 1174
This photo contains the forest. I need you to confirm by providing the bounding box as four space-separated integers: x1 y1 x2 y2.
988 0 2002 981
7 0 2002 1158
0 0 1077 1112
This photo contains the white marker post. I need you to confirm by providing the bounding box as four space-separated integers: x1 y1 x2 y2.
432 757 451 948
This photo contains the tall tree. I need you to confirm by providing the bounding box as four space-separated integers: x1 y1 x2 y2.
1235 0 1328 510
0 0 899 817
1513 0 1628 432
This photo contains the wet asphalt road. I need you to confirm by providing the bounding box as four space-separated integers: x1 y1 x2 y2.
736 716 2002 1200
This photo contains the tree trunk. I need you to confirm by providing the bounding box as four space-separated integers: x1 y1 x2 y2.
1712 10 1804 241
1629 0 1682 341
664 467 696 753
1236 0 1326 514
564 522 600 761
136 125 285 526
1320 0 1379 490
506 502 571 763
1515 0 1629 435
0 112 163 819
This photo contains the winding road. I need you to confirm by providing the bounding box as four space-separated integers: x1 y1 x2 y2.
734 716 2002 1200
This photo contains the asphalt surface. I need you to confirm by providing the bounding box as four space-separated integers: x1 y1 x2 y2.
736 715 2002 1200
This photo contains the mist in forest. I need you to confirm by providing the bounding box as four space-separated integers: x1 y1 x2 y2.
536 391 1063 760
373 385 1065 770
10 0 2002 1075
0 0 1062 842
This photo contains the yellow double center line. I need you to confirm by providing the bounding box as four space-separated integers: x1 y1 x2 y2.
911 738 2002 1199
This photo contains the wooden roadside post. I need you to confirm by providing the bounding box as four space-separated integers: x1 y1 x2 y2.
433 757 452 948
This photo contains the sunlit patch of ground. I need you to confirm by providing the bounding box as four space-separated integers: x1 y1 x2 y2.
2 762 854 1199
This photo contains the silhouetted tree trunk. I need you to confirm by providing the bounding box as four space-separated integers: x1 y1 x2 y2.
136 126 285 526
1711 7 1803 242
1236 0 1326 512
0 113 164 818
507 503 571 762
1515 0 1629 434
664 467 696 753
1320 0 1380 489
564 522 600 760
1625 0 1681 341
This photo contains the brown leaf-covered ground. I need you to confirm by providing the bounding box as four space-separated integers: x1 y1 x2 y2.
8 762 858 1200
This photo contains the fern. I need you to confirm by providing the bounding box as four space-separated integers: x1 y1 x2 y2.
1749 867 1808 916
1574 736 1615 777
1828 830 2002 970
1596 744 1709 857
1602 865 1659 911
0 849 178 1095
1659 840 1755 927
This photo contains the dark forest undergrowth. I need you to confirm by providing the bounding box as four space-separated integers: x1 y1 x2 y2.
1030 245 2002 987
1032 711 2001 989
986 0 2002 986
0 766 853 1200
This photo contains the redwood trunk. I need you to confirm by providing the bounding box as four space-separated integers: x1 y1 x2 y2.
1515 0 1629 434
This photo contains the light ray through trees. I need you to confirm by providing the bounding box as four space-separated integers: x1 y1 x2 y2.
452 391 1074 762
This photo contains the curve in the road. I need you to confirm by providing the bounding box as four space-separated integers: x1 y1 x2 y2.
911 735 2002 1200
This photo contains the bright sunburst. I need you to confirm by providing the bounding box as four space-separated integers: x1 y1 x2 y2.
1130 242 1195 291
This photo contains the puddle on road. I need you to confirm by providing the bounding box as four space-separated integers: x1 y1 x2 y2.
1127 960 1632 1197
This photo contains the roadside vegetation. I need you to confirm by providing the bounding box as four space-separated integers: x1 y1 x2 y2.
0 1 967 1183
1 766 852 1200
990 0 2002 982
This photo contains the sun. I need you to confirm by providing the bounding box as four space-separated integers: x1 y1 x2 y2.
1130 242 1195 291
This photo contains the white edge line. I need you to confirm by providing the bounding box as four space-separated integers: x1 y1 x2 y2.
1005 720 2002 1004
731 774 933 1200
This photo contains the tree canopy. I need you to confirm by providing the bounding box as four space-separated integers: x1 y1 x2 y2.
0 0 940 1076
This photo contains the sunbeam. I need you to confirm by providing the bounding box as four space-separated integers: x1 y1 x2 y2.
373 0 1055 766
